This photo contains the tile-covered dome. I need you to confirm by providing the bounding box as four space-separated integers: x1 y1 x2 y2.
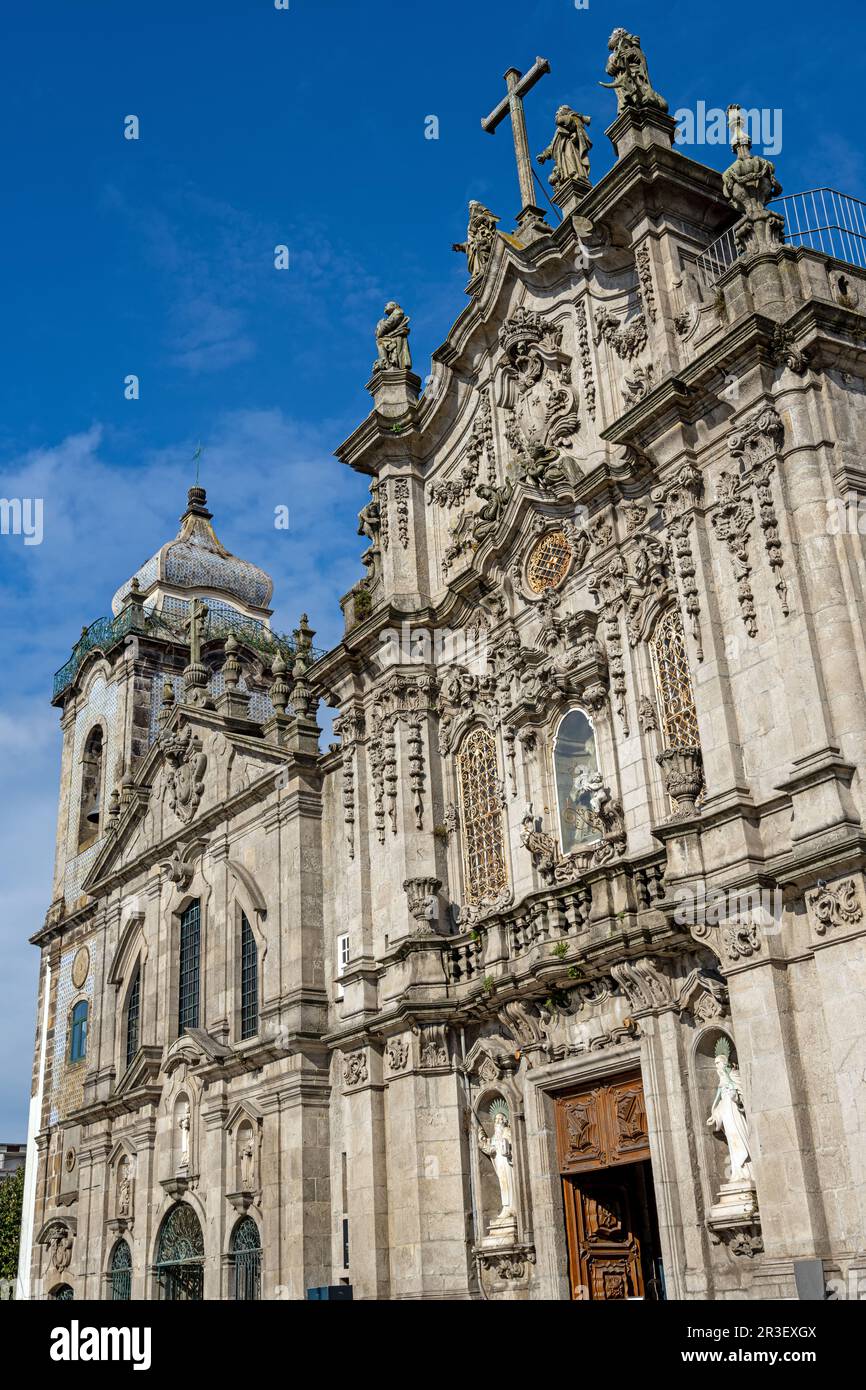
111 487 273 616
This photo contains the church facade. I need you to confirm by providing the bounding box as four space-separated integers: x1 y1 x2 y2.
19 30 866 1301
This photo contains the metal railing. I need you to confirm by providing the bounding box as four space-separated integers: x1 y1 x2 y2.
695 187 866 287
52 603 321 702
774 188 866 267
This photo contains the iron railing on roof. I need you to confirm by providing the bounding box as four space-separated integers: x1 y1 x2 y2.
695 187 866 287
52 603 320 702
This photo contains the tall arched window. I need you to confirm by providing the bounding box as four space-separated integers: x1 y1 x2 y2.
125 965 141 1068
109 1239 132 1301
240 913 258 1040
456 727 508 905
154 1203 204 1301
650 608 700 749
230 1217 261 1301
553 709 600 855
178 900 200 1036
69 1000 88 1062
77 726 104 850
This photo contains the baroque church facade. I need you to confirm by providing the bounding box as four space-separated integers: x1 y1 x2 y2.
18 29 866 1301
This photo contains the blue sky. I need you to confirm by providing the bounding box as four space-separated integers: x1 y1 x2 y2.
0 0 863 1136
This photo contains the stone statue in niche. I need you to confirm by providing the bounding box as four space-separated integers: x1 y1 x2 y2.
240 1137 255 1190
537 106 592 186
177 1105 190 1170
118 1155 132 1216
477 1100 515 1220
706 1038 752 1181
373 302 412 372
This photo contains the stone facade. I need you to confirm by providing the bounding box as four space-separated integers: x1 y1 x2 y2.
19 32 866 1301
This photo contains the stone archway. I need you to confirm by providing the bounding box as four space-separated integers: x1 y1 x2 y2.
154 1203 204 1300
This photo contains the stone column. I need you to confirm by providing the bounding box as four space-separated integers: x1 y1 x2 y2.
340 1046 391 1299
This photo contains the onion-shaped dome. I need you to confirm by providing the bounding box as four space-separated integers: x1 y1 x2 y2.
111 487 273 616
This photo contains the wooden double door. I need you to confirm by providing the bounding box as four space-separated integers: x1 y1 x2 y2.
555 1072 664 1301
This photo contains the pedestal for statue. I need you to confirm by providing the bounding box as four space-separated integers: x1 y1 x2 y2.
707 1177 759 1231
366 368 421 419
605 108 676 159
481 1211 518 1248
553 176 592 219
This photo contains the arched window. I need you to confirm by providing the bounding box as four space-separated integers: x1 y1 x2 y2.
456 727 508 905
553 709 600 855
240 912 258 1040
650 608 700 749
109 1239 132 1301
69 1000 88 1063
77 725 104 850
154 1203 204 1301
178 900 200 1036
125 965 140 1069
49 1284 74 1301
230 1217 261 1301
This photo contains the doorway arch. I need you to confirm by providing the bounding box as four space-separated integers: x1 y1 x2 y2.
154 1203 204 1301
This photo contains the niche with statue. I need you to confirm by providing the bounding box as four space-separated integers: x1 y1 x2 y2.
692 1029 762 1257
461 1036 536 1288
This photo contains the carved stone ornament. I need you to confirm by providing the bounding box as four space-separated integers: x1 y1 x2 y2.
477 1244 537 1281
385 1036 409 1073
593 305 648 361
342 1051 368 1088
495 307 580 492
428 393 493 509
652 462 705 659
655 745 704 818
722 108 784 254
45 1222 74 1272
164 724 207 825
417 1023 449 1071
806 877 863 935
520 799 625 885
402 876 442 934
675 968 728 1023
609 957 671 1012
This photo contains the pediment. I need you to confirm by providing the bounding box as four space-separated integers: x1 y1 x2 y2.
461 1035 519 1081
163 1029 232 1077
82 708 283 897
224 1099 264 1134
113 1044 163 1099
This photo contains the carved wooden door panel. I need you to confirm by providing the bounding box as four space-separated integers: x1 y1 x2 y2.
563 1172 644 1301
555 1072 650 1174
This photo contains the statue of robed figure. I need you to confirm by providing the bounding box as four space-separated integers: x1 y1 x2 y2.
706 1039 753 1182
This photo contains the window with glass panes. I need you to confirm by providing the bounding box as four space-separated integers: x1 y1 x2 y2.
125 965 140 1069
240 912 258 1040
178 901 200 1035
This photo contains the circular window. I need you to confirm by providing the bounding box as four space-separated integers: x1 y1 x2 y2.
525 530 573 593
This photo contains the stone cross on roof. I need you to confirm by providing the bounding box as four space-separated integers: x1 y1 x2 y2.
481 57 551 231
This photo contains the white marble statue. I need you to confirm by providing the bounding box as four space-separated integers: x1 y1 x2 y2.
240 1139 255 1190
178 1107 190 1169
478 1108 515 1216
706 1043 753 1181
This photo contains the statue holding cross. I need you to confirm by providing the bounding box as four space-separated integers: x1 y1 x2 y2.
481 56 551 234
